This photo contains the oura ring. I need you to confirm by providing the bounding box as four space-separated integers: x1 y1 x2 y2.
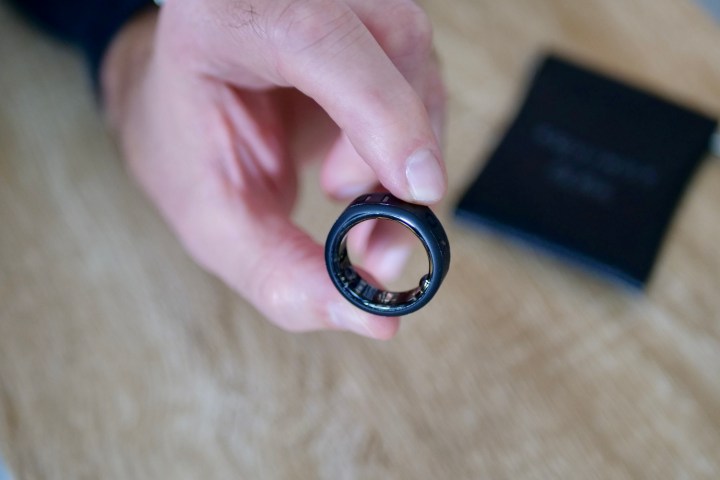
325 193 451 316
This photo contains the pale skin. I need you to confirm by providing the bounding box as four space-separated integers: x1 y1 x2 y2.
102 0 447 339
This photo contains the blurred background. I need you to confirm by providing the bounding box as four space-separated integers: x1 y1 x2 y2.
698 0 720 20
1 0 719 478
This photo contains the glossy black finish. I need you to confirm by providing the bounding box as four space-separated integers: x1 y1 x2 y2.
326 193 450 316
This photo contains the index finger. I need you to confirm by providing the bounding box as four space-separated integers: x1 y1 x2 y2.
170 0 448 204
271 1 447 204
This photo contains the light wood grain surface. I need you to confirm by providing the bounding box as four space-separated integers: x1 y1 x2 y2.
1 0 720 478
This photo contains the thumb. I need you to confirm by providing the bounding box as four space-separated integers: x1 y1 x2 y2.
176 199 400 339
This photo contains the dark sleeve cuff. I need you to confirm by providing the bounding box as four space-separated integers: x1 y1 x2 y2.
9 0 155 84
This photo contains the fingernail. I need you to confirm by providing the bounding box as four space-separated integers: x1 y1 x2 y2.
328 302 375 337
405 149 445 203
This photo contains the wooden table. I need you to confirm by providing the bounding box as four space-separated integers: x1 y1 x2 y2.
1 0 719 478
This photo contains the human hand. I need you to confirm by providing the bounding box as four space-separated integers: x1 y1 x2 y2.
101 0 447 339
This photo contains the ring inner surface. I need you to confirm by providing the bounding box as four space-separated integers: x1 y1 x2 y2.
336 236 431 307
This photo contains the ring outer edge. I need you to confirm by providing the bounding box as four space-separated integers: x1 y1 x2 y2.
324 195 450 316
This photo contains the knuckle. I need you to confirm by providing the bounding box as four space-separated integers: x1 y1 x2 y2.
384 3 434 61
221 1 270 40
249 231 324 329
271 0 357 52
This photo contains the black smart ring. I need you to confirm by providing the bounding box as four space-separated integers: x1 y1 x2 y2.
325 193 451 316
